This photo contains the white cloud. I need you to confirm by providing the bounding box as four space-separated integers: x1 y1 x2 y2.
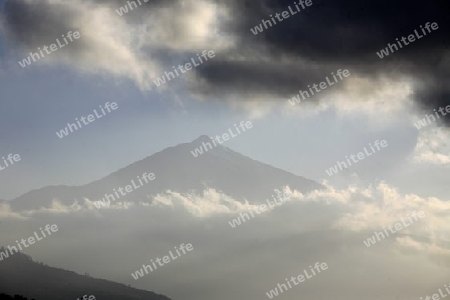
412 127 450 166
4 182 449 251
2 182 450 300
5 0 233 91
140 0 233 52
281 73 416 128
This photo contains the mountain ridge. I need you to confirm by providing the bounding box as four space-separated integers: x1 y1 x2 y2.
0 249 171 300
6 136 323 211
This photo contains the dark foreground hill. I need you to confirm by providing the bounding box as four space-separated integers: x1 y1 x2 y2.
0 249 171 300
0 293 35 300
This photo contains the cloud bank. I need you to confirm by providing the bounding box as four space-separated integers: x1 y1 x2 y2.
1 182 449 300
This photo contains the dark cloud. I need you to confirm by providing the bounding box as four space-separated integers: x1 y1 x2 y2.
237 0 449 59
195 0 450 123
3 0 75 46
2 0 90 61
2 0 449 124
1 0 179 47
190 60 347 98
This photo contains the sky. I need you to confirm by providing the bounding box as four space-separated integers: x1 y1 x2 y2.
0 0 449 201
0 1 449 299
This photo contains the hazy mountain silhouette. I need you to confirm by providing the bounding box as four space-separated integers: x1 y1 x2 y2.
0 293 35 300
5 136 322 211
0 249 170 300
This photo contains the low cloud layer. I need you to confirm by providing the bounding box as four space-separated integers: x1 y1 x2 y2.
1 183 449 300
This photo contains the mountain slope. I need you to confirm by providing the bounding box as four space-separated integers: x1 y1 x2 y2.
0 250 170 300
8 136 323 211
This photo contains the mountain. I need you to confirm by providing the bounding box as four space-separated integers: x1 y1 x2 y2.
7 136 323 211
0 293 35 300
0 249 170 300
